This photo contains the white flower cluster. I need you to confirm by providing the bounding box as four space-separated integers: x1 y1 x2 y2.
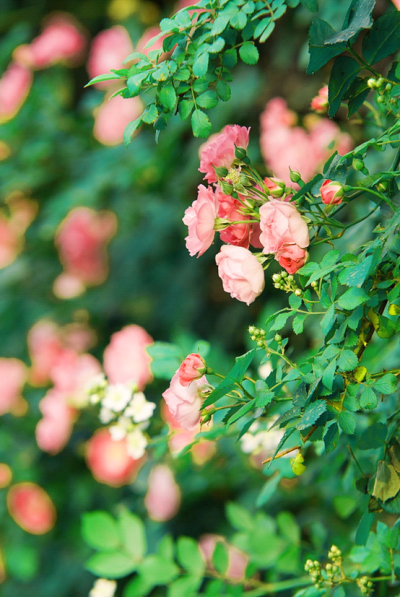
240 419 287 457
85 374 156 460
89 578 116 597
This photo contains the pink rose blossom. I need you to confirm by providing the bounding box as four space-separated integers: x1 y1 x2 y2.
183 185 219 257
275 244 308 274
0 358 27 416
27 320 65 386
36 389 76 454
199 125 250 184
215 245 265 305
161 403 215 463
0 195 37 269
0 216 20 268
199 535 248 581
144 465 181 521
259 200 309 254
86 428 144 487
320 179 343 205
217 189 252 248
87 26 133 88
0 62 32 123
393 0 400 8
93 93 143 146
103 325 153 390
49 350 102 407
311 85 329 113
178 353 206 386
7 483 56 535
14 14 86 69
162 372 207 430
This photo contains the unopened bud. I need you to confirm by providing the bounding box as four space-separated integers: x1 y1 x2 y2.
269 186 285 198
367 78 377 88
281 271 288 278
274 334 282 343
295 289 302 296
289 169 302 183
386 83 392 92
272 274 281 283
377 77 385 87
287 275 294 282
234 146 247 160
352 158 365 171
311 281 318 288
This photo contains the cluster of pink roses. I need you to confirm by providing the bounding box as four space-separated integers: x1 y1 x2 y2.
183 125 311 304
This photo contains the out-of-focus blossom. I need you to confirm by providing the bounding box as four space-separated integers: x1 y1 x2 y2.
0 216 20 269
183 185 219 257
86 428 144 487
240 419 288 468
311 85 329 113
87 26 133 88
163 372 208 430
102 383 132 413
145 465 181 521
199 125 250 184
126 428 148 459
0 358 27 416
0 62 32 123
14 14 86 69
35 389 76 455
199 535 248 581
216 245 265 305
49 350 102 407
93 93 143 146
260 98 352 186
54 207 117 296
7 482 56 534
320 179 343 205
89 578 117 597
0 464 12 488
103 325 153 390
124 392 156 422
393 0 400 8
0 194 37 269
162 403 216 463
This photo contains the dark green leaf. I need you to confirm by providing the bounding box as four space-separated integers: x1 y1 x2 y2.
360 386 378 410
227 399 256 426
256 474 281 507
179 99 194 120
297 401 327 430
324 422 340 453
338 411 356 434
191 109 212 138
355 510 374 545
270 311 294 331
320 304 336 335
337 287 369 309
159 84 177 111
196 90 218 109
363 11 400 65
216 80 231 101
328 56 360 116
338 349 358 372
322 358 337 391
292 314 307 335
239 42 259 65
203 349 257 407
307 19 347 75
123 117 142 146
358 422 387 450
193 52 209 77
325 0 374 45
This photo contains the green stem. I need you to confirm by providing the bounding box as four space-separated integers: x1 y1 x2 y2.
243 577 311 596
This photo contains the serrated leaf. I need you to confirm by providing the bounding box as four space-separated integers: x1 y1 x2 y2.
324 422 339 453
292 314 307 335
208 37 226 53
307 18 347 75
196 90 218 109
85 73 124 87
216 79 231 101
159 84 177 111
322 358 337 391
231 11 247 29
347 78 370 116
338 349 358 372
193 52 209 77
325 0 374 44
338 411 356 435
239 42 259 65
328 56 360 117
227 399 256 426
191 109 212 138
127 72 148 96
373 374 398 395
177 537 205 575
270 311 294 331
337 287 369 310
82 511 120 551
118 510 146 561
289 293 302 309
85 551 136 578
141 104 158 124
179 99 194 120
202 349 257 408
320 304 336 335
373 461 400 502
297 400 327 430
123 117 142 146
363 11 400 64
360 386 378 410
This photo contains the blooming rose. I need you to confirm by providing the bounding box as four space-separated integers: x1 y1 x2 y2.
259 199 309 254
87 26 133 88
215 245 265 305
103 325 153 390
320 180 343 205
183 185 219 257
7 482 56 534
217 189 252 248
162 372 208 430
178 353 206 386
0 62 32 123
199 125 250 183
144 465 181 521
275 243 308 274
311 85 329 113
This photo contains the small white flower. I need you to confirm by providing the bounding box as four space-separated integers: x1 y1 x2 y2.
109 417 132 441
99 407 114 424
90 392 101 405
85 373 107 394
241 431 263 454
124 392 156 423
89 578 117 597
126 428 148 459
102 383 132 413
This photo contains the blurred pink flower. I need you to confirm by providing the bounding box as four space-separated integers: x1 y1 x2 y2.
393 0 400 8
260 98 353 185
93 93 143 146
0 464 12 488
103 324 153 390
216 245 265 305
0 195 37 269
7 482 56 535
54 207 117 293
311 85 329 113
163 372 207 431
183 185 219 257
28 321 65 386
0 62 32 123
199 125 250 184
86 428 144 487
0 216 20 268
145 465 181 521
14 14 86 69
199 535 248 581
49 349 101 407
36 389 76 454
0 358 27 416
87 26 133 88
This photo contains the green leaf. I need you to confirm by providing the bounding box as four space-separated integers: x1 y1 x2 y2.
141 104 158 124
227 399 256 426
231 11 247 29
358 422 387 450
82 511 120 551
123 117 142 147
239 42 259 65
159 84 177 111
339 255 373 287
179 99 194 120
373 374 398 395
216 80 231 101
127 73 148 96
355 510 374 545
325 0 374 45
322 358 337 391
297 400 327 430
260 21 276 42
338 411 356 435
193 52 209 77
256 474 281 507
203 349 257 407
213 542 229 575
324 422 339 453
226 502 254 531
337 287 369 309
85 551 137 578
307 19 347 75
347 77 370 116
138 555 179 585
191 109 212 138
363 11 400 64
338 349 358 372
124 575 152 597
292 314 307 335
270 311 294 331
373 461 400 502
85 73 124 87
328 56 360 116
254 17 272 39
118 510 146 561
208 37 226 53
360 386 378 410
147 342 181 380
222 49 238 68
196 90 219 109
177 537 205 575
168 576 202 597
289 293 302 310
300 0 318 10
320 304 336 335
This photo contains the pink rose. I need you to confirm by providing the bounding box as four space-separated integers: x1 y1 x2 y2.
183 185 219 257
199 535 248 581
28 321 65 386
93 93 143 146
264 177 287 198
275 244 308 274
49 350 101 407
320 179 343 205
215 245 265 305
178 353 206 386
144 465 181 521
103 325 153 390
217 189 252 248
36 389 76 454
0 62 32 123
259 200 309 254
7 483 56 535
87 26 133 88
311 85 329 113
0 358 27 416
199 125 250 184
162 372 208 430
